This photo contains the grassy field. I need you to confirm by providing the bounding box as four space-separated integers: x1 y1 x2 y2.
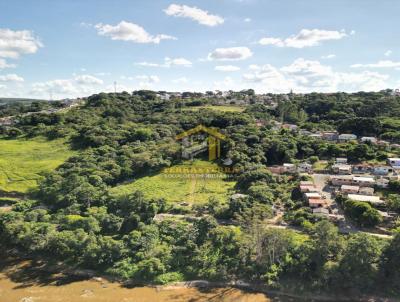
110 160 236 205
0 136 75 193
182 105 245 113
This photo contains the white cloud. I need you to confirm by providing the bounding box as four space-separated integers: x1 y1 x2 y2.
350 60 400 69
136 75 160 87
0 84 6 89
384 50 392 57
0 58 16 69
136 57 192 68
0 28 42 59
165 57 192 67
259 29 348 48
32 79 78 96
95 72 110 76
94 21 176 44
215 65 241 72
74 74 103 85
31 74 107 98
242 58 390 93
208 47 253 61
0 73 24 82
244 18 252 22
164 4 224 27
248 64 261 71
214 76 235 89
321 54 336 59
172 77 189 84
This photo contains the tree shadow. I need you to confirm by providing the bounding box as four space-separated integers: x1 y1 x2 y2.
0 252 91 290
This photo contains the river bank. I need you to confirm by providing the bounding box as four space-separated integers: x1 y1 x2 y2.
0 251 397 302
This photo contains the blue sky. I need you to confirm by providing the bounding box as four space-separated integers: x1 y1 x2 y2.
0 0 399 99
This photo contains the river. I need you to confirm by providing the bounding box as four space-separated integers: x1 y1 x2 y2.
0 254 382 302
0 255 304 302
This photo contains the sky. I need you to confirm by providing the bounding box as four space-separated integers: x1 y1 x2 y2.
0 0 400 99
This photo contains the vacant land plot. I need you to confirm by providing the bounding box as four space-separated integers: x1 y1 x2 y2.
110 160 236 204
0 137 75 193
182 105 245 113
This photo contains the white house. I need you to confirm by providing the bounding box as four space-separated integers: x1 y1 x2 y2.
376 178 390 188
352 176 375 187
336 158 348 164
347 194 383 205
361 137 377 144
298 162 313 173
332 164 352 175
283 163 296 173
338 134 357 142
388 158 400 167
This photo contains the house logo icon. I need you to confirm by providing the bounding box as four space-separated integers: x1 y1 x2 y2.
175 125 226 161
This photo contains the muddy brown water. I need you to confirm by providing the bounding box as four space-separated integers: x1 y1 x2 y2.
0 254 363 302
0 255 293 302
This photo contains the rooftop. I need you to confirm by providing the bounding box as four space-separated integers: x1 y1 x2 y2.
348 194 381 203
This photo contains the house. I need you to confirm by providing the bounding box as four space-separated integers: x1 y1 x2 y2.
299 130 312 136
283 163 296 173
300 184 319 193
321 131 338 141
298 162 313 173
373 166 393 176
332 164 352 175
309 133 323 140
352 176 375 187
304 192 322 199
388 158 400 167
255 119 266 127
282 124 298 131
300 181 314 186
377 140 390 147
313 207 330 216
358 187 374 196
308 198 326 208
347 194 383 205
330 175 354 186
268 166 286 174
336 158 348 164
230 193 248 200
341 185 360 194
361 137 377 144
338 134 357 142
376 177 390 188
352 164 373 174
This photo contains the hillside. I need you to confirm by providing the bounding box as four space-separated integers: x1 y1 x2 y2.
0 91 399 297
110 160 235 204
0 136 75 193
